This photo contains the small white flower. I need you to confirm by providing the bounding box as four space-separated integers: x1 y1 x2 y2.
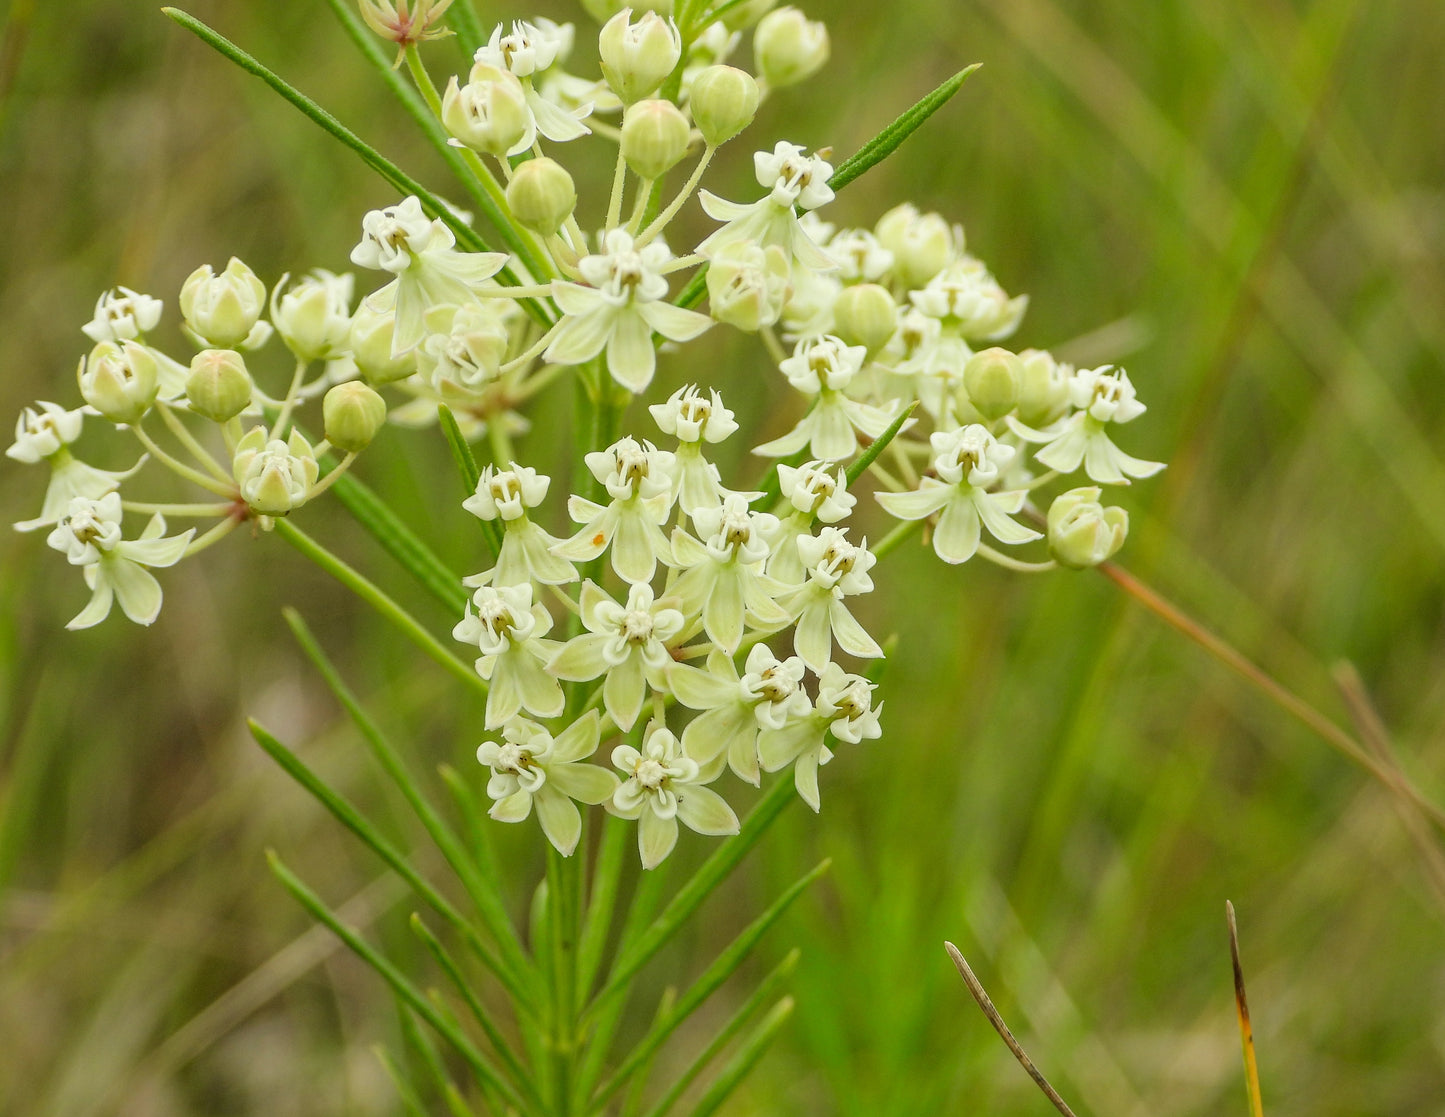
462 465 577 587
765 461 856 583
82 287 163 344
9 403 146 531
875 424 1041 564
909 258 1027 342
414 302 514 392
271 270 354 362
351 196 509 355
475 19 594 145
546 581 684 731
753 335 897 461
1009 367 1164 485
671 645 812 785
649 386 740 514
704 242 792 333
476 712 619 856
554 437 677 584
546 231 712 393
757 662 881 811
826 228 894 283
45 493 193 630
698 142 837 270
453 583 564 727
231 427 319 517
611 725 739 870
778 526 883 670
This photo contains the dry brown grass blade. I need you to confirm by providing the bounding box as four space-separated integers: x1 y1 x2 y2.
944 941 1080 1117
1225 902 1264 1117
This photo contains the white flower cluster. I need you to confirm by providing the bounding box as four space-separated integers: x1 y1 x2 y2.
10 2 1164 865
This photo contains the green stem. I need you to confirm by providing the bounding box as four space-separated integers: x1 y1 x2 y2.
271 356 309 438
871 517 922 560
183 514 241 558
636 145 716 247
976 544 1056 573
132 422 237 497
156 402 232 482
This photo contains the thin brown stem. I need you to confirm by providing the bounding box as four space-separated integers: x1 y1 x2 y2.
1225 902 1264 1117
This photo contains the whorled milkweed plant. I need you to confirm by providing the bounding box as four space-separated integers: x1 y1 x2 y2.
8 1 1164 1111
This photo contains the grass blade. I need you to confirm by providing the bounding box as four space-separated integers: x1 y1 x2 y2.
642 949 799 1117
283 608 533 987
846 400 918 487
592 859 828 1109
273 519 481 696
590 776 797 1012
267 851 530 1113
827 65 981 195
688 996 795 1117
328 472 468 615
1226 902 1265 1117
375 1044 432 1117
249 719 533 1011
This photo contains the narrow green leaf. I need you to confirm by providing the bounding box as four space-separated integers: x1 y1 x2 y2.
574 814 630 1012
699 0 754 29
438 762 503 887
828 65 981 195
397 1001 468 1114
267 851 530 1113
376 1044 432 1117
590 776 797 1012
689 997 794 1117
273 519 481 695
447 0 487 57
642 949 799 1117
674 266 709 311
328 472 468 615
283 609 533 987
846 400 918 487
593 860 828 1109
621 987 675 1117
438 405 505 557
410 914 539 1109
249 720 531 1012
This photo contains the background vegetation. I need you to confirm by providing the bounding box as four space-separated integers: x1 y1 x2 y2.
2 0 1444 1113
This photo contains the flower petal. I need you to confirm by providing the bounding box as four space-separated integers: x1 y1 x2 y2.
638 807 679 870
549 762 619 805
534 785 582 856
676 785 740 836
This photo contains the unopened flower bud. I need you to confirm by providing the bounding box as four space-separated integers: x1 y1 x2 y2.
77 340 158 425
1016 349 1070 427
832 283 897 353
506 157 577 235
180 258 270 349
1048 488 1128 569
271 270 353 362
962 346 1022 420
753 7 828 87
350 303 416 384
232 427 319 517
875 204 955 289
688 65 759 146
443 66 530 157
620 99 691 180
705 242 790 332
323 382 387 452
185 349 253 422
599 9 682 104
359 0 457 53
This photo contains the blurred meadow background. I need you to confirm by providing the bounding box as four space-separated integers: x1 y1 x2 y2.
3 0 1445 1113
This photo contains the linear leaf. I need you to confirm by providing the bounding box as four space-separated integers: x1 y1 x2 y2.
574 814 630 1012
329 472 468 615
689 997 795 1117
642 949 799 1117
438 405 505 557
283 609 532 986
593 860 828 1109
273 520 481 696
828 65 981 195
447 0 487 57
249 720 531 1013
375 1044 432 1117
590 776 797 1012
846 400 918 487
267 852 529 1113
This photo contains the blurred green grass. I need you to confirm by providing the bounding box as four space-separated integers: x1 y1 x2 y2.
3 0 1445 1113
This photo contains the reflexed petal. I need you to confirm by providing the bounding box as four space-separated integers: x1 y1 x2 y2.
752 421 812 458
604 653 646 731
530 90 591 143
490 789 534 823
611 508 659 585
550 709 601 763
676 785 740 836
549 762 619 804
108 558 164 625
875 483 952 521
793 747 822 812
932 497 981 564
605 311 656 392
810 401 858 461
120 531 194 568
757 720 819 771
546 306 615 366
699 191 756 222
667 661 738 710
793 599 834 671
66 574 114 630
484 658 524 727
1035 422 1088 473
702 568 745 652
638 808 678 870
639 300 713 344
547 632 612 681
680 701 752 764
829 600 883 659
534 785 583 856
513 652 565 719
974 491 1042 545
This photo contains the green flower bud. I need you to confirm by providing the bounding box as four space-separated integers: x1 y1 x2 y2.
832 283 897 353
1047 487 1128 569
705 242 791 332
506 157 577 235
688 65 759 147
1016 348 1070 427
962 346 1022 420
180 257 268 349
875 203 955 289
232 427 319 517
443 65 531 157
77 340 159 425
185 349 253 422
599 9 682 104
271 270 353 362
323 381 387 453
350 303 417 384
620 99 691 180
753 7 829 88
